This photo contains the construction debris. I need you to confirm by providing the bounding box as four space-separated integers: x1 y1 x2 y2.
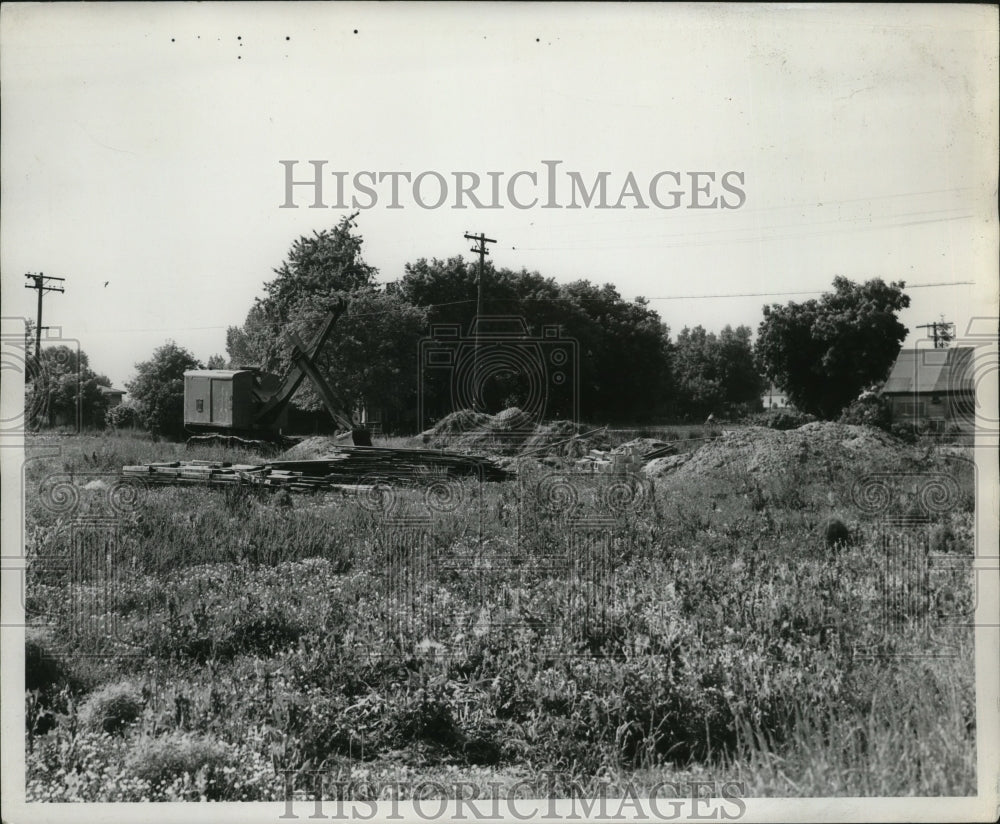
123 446 509 492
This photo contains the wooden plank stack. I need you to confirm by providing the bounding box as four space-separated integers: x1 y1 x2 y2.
122 446 509 492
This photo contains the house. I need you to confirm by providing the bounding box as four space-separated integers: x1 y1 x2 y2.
761 383 789 409
880 346 974 433
100 386 126 408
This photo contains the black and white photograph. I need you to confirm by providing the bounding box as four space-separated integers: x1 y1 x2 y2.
1 3 998 822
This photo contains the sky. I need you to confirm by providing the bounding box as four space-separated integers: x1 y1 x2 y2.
2 2 997 390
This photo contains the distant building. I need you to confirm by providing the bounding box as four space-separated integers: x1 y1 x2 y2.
100 386 126 408
761 383 789 409
880 346 974 433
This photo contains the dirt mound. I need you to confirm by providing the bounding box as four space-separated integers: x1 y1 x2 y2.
612 437 678 460
642 453 692 478
423 408 606 457
281 435 352 460
423 409 529 455
662 422 904 482
523 421 614 458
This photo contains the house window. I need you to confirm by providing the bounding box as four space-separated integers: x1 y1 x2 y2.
931 395 941 404
196 399 204 413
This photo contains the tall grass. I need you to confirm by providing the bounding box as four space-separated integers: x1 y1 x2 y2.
23 432 977 799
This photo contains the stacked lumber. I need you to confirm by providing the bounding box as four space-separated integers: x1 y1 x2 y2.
270 445 508 482
122 446 508 492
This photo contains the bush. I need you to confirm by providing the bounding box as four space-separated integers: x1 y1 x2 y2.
79 682 144 735
749 408 817 430
126 732 233 789
25 632 66 694
105 402 141 430
839 394 892 431
820 516 851 549
126 342 201 439
890 422 919 444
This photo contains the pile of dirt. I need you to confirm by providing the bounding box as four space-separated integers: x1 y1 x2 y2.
423 408 610 457
523 421 613 458
644 421 904 481
281 434 353 461
611 437 677 459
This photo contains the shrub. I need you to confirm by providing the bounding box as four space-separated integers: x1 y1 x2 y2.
820 517 851 549
839 394 892 431
126 732 233 788
105 401 141 430
25 632 66 694
79 682 144 735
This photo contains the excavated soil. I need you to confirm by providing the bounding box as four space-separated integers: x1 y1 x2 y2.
422 408 611 457
643 422 908 481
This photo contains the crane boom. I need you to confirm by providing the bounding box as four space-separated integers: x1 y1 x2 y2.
253 302 347 427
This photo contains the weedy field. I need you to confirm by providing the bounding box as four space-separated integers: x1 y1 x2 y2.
22 427 976 801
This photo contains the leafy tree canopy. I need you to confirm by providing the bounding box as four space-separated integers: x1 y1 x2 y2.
399 259 673 423
755 276 910 418
126 341 202 439
25 346 112 429
672 325 763 419
227 214 425 425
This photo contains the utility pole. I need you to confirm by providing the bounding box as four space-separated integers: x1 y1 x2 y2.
916 318 955 349
24 272 65 360
464 232 496 410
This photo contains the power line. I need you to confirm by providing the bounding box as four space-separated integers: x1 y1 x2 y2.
82 278 973 333
644 280 974 301
511 210 975 252
916 318 956 348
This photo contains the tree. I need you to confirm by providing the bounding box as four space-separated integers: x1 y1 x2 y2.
671 325 763 419
206 354 227 370
105 400 141 430
227 215 425 429
672 326 725 419
126 342 202 439
24 346 112 430
755 277 910 418
399 259 674 423
717 325 765 413
281 289 427 425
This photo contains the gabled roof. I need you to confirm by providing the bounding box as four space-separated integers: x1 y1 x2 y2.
881 346 974 395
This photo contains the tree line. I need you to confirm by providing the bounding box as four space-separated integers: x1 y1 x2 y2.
24 215 912 438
